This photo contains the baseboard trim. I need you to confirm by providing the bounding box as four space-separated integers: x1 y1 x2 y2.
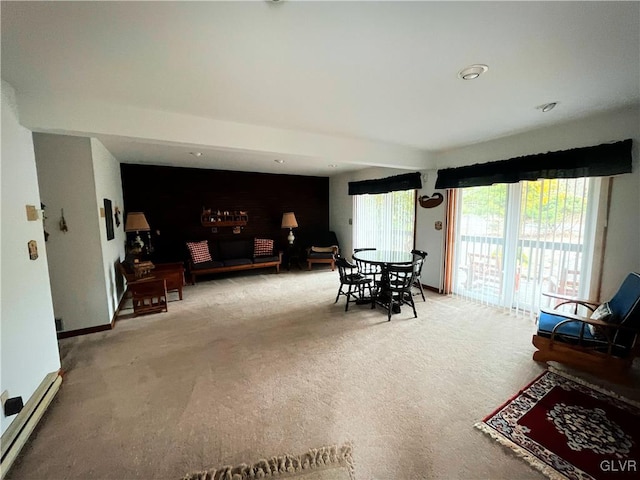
57 292 125 339
57 323 112 339
0 371 62 479
422 284 441 294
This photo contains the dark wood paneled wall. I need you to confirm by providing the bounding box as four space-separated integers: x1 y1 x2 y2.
121 164 330 262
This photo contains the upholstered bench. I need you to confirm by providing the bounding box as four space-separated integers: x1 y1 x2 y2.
187 237 282 284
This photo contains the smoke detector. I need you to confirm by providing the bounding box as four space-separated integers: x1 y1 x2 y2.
537 102 558 112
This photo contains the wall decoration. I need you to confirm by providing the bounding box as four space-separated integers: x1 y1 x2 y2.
114 206 121 227
418 193 444 209
28 240 38 260
59 208 68 232
104 198 115 240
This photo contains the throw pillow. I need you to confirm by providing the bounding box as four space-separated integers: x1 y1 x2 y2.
254 238 274 257
591 302 613 321
187 240 212 264
588 302 612 339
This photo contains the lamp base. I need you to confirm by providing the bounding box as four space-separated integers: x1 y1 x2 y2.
287 229 295 245
133 235 145 250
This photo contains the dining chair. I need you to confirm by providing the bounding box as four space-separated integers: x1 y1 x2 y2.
410 249 428 301
383 263 418 321
334 256 373 312
353 248 383 291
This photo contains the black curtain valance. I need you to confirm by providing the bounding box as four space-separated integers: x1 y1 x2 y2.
435 139 633 189
348 172 422 195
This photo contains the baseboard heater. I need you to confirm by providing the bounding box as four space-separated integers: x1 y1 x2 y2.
0 371 62 479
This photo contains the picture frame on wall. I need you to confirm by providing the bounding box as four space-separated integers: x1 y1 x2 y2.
104 198 115 241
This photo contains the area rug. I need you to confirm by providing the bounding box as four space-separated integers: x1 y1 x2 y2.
182 443 354 480
476 369 640 480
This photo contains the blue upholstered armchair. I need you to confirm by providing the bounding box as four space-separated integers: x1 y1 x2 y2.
532 272 640 382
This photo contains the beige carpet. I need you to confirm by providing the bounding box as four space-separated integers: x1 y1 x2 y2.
7 269 640 480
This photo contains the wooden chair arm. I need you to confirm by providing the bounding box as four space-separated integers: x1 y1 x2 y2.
542 291 599 310
540 307 593 324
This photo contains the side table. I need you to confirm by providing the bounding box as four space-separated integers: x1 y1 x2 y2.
285 245 303 270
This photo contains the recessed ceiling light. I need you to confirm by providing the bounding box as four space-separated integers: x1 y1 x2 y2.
189 152 203 157
328 164 338 168
457 64 489 80
274 159 285 164
538 102 558 112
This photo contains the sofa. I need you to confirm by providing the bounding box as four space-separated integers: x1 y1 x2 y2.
187 237 282 284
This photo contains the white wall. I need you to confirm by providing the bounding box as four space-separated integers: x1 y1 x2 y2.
1 81 60 435
90 138 126 320
330 106 640 296
33 134 109 332
414 170 446 290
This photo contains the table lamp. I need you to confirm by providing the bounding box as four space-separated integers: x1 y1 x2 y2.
281 212 298 245
125 212 150 252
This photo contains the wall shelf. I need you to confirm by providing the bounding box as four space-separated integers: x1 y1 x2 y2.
201 211 248 228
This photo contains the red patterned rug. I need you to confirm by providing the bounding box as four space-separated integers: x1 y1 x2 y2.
476 369 640 480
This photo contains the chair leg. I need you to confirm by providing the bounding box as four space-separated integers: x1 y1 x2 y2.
369 282 376 309
409 292 417 318
335 283 343 303
417 281 425 302
387 293 393 321
400 288 417 318
345 283 353 312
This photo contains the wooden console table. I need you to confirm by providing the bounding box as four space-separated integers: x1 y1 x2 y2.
119 261 185 300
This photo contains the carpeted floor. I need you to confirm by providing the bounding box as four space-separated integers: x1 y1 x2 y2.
7 269 640 479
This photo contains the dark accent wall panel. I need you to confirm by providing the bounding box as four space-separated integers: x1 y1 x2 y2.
120 164 330 262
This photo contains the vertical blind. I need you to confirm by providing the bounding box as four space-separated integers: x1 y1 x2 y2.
452 177 594 317
353 190 416 252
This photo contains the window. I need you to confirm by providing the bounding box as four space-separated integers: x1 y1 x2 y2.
452 177 598 314
353 190 416 252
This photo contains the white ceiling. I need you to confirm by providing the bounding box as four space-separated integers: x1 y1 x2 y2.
2 1 639 176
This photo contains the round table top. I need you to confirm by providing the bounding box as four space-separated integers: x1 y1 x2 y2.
352 250 414 265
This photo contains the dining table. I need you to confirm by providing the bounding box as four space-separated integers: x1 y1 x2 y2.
352 250 416 313
352 249 415 266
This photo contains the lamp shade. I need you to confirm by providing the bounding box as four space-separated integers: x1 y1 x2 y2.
124 212 150 232
281 212 298 229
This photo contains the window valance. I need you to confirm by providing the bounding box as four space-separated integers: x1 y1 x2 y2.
348 172 422 196
435 139 633 189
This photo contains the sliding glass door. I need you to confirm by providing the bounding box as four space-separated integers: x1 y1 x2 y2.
453 178 597 313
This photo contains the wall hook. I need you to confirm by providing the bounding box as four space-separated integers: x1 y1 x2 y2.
60 208 68 232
